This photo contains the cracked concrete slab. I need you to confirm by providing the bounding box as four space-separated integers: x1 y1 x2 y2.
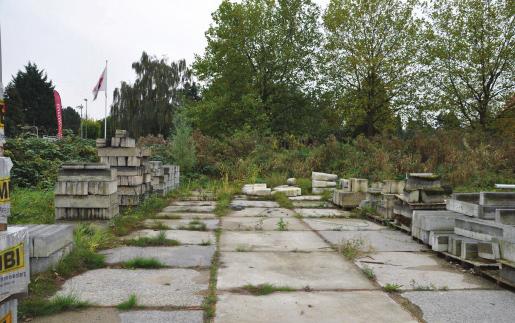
289 195 323 201
319 230 427 252
100 246 215 267
221 217 307 231
227 208 296 218
294 208 349 218
231 200 280 208
120 310 204 323
291 201 335 208
355 252 497 290
162 205 215 213
215 291 417 323
303 218 384 231
402 290 515 323
58 269 208 306
153 212 217 219
143 218 219 230
217 252 374 290
220 231 331 252
123 229 215 245
31 308 121 323
169 201 217 207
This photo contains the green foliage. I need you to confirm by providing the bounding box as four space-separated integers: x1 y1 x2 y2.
122 258 165 269
264 173 288 189
4 63 56 137
383 283 402 292
339 239 365 260
273 192 294 209
9 188 54 224
168 115 197 173
179 220 207 231
4 134 97 188
296 178 312 195
19 294 90 317
110 195 169 236
82 119 101 139
362 266 376 280
126 231 180 247
62 106 81 134
276 218 288 231
117 294 138 310
242 284 295 296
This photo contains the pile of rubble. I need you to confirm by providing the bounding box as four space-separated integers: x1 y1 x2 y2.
97 130 152 208
54 163 119 219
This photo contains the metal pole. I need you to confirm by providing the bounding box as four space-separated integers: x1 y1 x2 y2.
84 98 88 139
76 105 83 138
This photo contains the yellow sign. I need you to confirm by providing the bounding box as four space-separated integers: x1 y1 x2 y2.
0 243 24 274
0 311 12 323
0 177 9 203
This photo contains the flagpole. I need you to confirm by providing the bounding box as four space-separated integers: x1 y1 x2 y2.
104 60 108 140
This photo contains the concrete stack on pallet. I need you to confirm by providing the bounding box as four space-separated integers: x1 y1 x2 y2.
54 163 119 220
312 172 338 194
163 165 180 192
361 182 384 209
392 173 449 232
97 130 151 208
376 180 405 221
149 162 180 196
242 184 271 197
333 178 368 208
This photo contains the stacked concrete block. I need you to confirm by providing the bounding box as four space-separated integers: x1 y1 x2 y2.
363 182 383 209
13 225 73 275
312 172 338 194
98 131 151 208
163 165 180 192
242 184 271 196
55 163 119 220
149 162 180 196
376 180 405 221
411 210 463 245
333 178 368 208
272 185 301 197
392 173 449 232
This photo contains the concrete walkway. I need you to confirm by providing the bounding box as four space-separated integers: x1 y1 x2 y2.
34 194 515 323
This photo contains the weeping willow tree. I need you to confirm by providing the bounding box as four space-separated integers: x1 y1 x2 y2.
110 52 193 138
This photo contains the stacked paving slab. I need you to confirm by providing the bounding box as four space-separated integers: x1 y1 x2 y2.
149 162 181 196
376 180 405 220
312 172 338 195
242 184 272 197
333 178 368 208
55 163 119 220
392 173 449 232
97 130 151 208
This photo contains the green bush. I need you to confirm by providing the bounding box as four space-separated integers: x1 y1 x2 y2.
10 188 54 224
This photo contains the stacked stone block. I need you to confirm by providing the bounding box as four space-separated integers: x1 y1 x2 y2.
149 162 180 196
97 131 151 208
312 172 338 194
55 163 119 219
376 180 405 220
163 165 180 192
392 173 449 232
333 178 368 208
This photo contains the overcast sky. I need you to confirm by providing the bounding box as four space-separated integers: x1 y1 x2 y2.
1 0 329 119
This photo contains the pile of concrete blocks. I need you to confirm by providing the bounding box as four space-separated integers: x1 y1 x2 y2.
392 173 449 232
312 172 338 194
333 178 368 208
361 182 383 209
149 162 181 196
97 130 151 208
242 184 271 196
163 165 180 192
376 180 405 220
54 163 119 220
272 185 301 197
13 224 73 274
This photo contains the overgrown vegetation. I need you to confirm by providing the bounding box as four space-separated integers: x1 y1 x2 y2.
10 188 54 224
203 228 221 320
383 283 402 293
117 294 138 310
361 266 376 280
276 218 288 231
273 192 294 209
126 231 180 247
338 239 365 260
242 284 296 296
19 294 90 317
179 219 207 231
122 258 165 269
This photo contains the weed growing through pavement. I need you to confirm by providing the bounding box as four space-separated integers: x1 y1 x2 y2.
122 258 165 269
242 284 295 296
149 221 171 230
19 294 90 317
361 265 376 280
179 219 208 231
338 239 365 260
273 192 294 209
117 294 138 310
203 228 221 319
200 240 212 246
126 231 180 247
236 245 252 252
276 218 288 231
383 283 402 292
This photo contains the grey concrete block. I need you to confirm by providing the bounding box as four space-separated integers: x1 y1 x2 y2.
430 231 453 251
495 209 515 225
23 224 74 257
478 241 500 260
460 239 478 260
312 180 337 188
454 217 504 241
312 171 338 181
480 192 515 207
405 173 441 190
30 243 73 274
403 190 420 203
55 194 118 209
382 180 405 194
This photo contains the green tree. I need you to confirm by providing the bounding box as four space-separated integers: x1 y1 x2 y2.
424 0 514 130
82 119 100 139
62 106 81 134
167 114 197 173
111 52 193 138
191 0 323 137
4 63 57 136
323 0 423 136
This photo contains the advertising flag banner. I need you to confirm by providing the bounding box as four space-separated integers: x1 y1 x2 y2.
53 90 63 139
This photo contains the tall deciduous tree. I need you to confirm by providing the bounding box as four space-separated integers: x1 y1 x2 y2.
111 52 193 138
323 0 423 136
424 0 514 129
4 63 56 136
62 106 81 134
191 0 325 137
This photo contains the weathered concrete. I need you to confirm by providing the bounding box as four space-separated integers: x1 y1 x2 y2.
294 208 349 218
170 201 217 207
429 231 453 251
220 231 331 252
30 243 73 274
312 187 335 194
291 200 334 208
153 212 217 219
495 209 515 225
303 218 383 231
119 311 203 323
332 191 367 208
221 217 307 231
143 218 219 230
480 192 515 207
230 200 280 208
312 172 338 181
21 224 74 257
217 252 374 290
123 230 215 245
227 208 296 218
289 195 322 201
319 230 427 252
312 180 337 188
162 205 215 213
272 185 301 197
100 246 215 267
356 252 496 290
478 241 500 260
32 308 121 323
403 290 515 323
215 291 417 323
58 269 208 306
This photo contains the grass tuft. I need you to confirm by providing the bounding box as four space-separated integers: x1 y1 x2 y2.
276 218 288 231
179 219 207 231
19 294 90 317
361 265 376 280
117 294 138 310
126 231 180 247
242 284 295 296
272 192 294 209
122 257 165 269
338 239 365 260
383 283 402 292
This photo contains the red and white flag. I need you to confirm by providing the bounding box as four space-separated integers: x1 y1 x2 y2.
92 66 107 101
